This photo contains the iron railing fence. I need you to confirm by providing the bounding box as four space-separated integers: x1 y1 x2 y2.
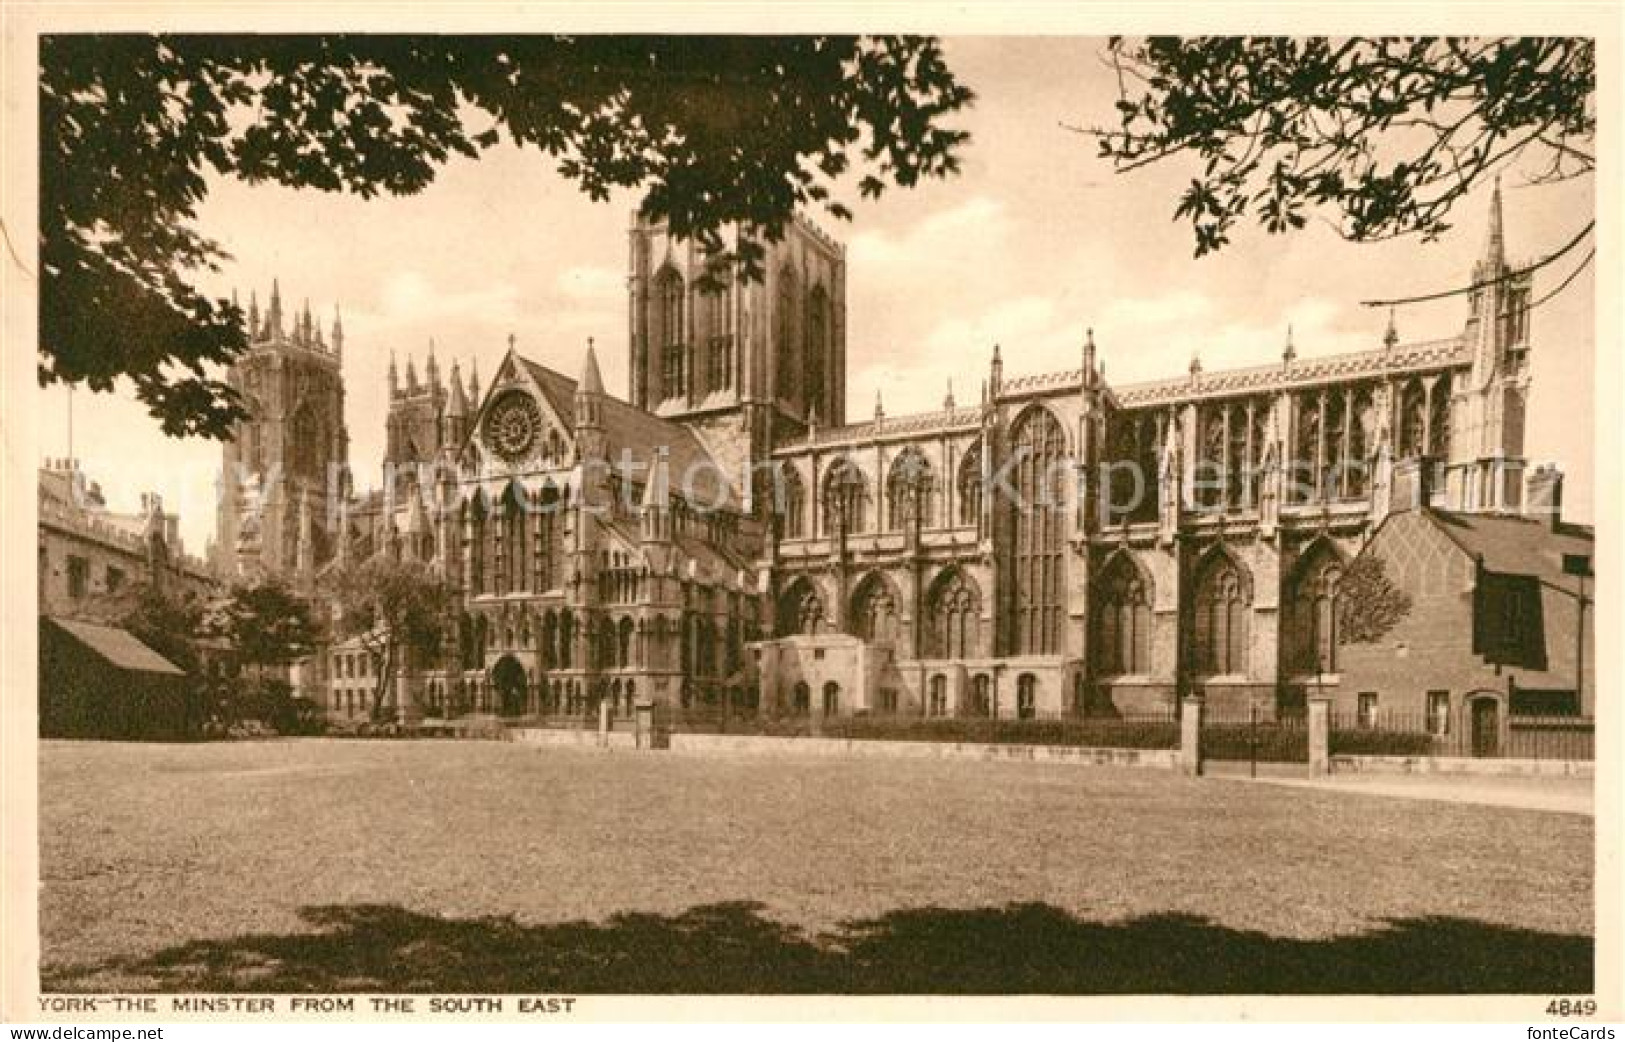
1199 708 1309 763
1329 709 1594 761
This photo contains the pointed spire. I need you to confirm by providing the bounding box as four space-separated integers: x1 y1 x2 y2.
944 379 955 411
388 348 399 395
807 401 822 433
249 290 259 335
405 353 418 391
302 298 313 344
331 304 344 358
468 358 481 405
1283 325 1296 365
874 388 885 422
642 448 672 543
1383 307 1399 349
446 359 467 416
1189 351 1203 377
425 339 440 389
989 343 1003 395
268 278 283 335
579 337 604 396
1483 173 1506 269
1083 327 1098 387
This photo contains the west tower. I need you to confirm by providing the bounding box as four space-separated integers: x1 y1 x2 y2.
214 282 349 585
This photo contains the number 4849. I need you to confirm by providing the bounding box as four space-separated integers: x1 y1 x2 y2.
1546 998 1598 1016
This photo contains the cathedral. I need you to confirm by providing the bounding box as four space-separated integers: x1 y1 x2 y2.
219 186 1563 726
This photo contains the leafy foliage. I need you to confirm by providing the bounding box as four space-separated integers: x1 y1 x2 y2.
40 35 974 436
1091 37 1594 255
89 580 205 676
201 580 318 667
325 554 454 718
1338 553 1413 645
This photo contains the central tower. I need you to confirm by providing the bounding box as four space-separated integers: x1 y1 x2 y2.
627 212 847 487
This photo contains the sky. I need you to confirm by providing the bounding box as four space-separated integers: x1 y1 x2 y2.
36 36 1597 557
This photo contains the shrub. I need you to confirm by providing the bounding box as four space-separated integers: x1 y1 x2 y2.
1330 728 1437 757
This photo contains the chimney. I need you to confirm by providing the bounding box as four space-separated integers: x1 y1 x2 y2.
1525 464 1565 530
1391 455 1438 512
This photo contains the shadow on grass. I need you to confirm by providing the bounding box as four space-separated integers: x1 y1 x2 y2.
44 901 1592 994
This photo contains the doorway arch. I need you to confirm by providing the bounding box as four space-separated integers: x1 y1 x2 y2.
490 655 527 717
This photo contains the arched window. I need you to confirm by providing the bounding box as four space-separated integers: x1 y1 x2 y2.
822 681 841 716
1398 379 1427 459
850 573 901 644
541 610 557 670
534 483 560 590
1016 674 1037 720
775 265 798 405
971 674 991 717
777 577 824 636
792 682 811 715
925 567 981 659
928 675 948 717
1002 407 1067 654
465 499 486 595
957 444 982 527
1193 551 1249 677
502 482 528 594
806 285 829 416
1094 554 1151 677
777 464 807 539
822 457 868 535
1429 372 1452 458
618 616 635 669
1287 544 1344 675
655 269 685 399
886 448 936 531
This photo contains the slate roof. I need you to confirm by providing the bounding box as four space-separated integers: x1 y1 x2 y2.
47 617 185 676
1428 510 1594 592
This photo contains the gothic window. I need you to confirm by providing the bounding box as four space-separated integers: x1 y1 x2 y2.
1002 407 1066 655
775 264 799 405
886 448 935 531
466 499 487 594
925 567 981 659
1192 551 1249 677
502 482 528 594
655 270 685 399
1286 543 1344 675
822 456 868 535
618 616 634 668
1094 554 1151 677
850 573 901 645
957 444 982 527
806 285 829 417
537 483 561 590
1323 394 1348 499
777 578 824 636
1429 372 1452 458
541 610 557 670
1398 379 1427 459
777 464 807 539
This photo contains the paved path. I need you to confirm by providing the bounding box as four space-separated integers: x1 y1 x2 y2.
1204 762 1593 816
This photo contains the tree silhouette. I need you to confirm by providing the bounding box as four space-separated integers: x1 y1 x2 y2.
1088 37 1594 257
40 35 974 437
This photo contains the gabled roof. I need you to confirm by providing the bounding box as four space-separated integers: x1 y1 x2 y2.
515 354 738 510
1427 510 1594 592
46 617 185 676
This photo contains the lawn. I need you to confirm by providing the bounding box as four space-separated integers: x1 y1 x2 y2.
38 738 1593 994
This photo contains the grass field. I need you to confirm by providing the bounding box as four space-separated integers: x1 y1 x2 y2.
38 738 1593 994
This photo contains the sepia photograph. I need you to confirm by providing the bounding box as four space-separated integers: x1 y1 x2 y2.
1 7 1618 1026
